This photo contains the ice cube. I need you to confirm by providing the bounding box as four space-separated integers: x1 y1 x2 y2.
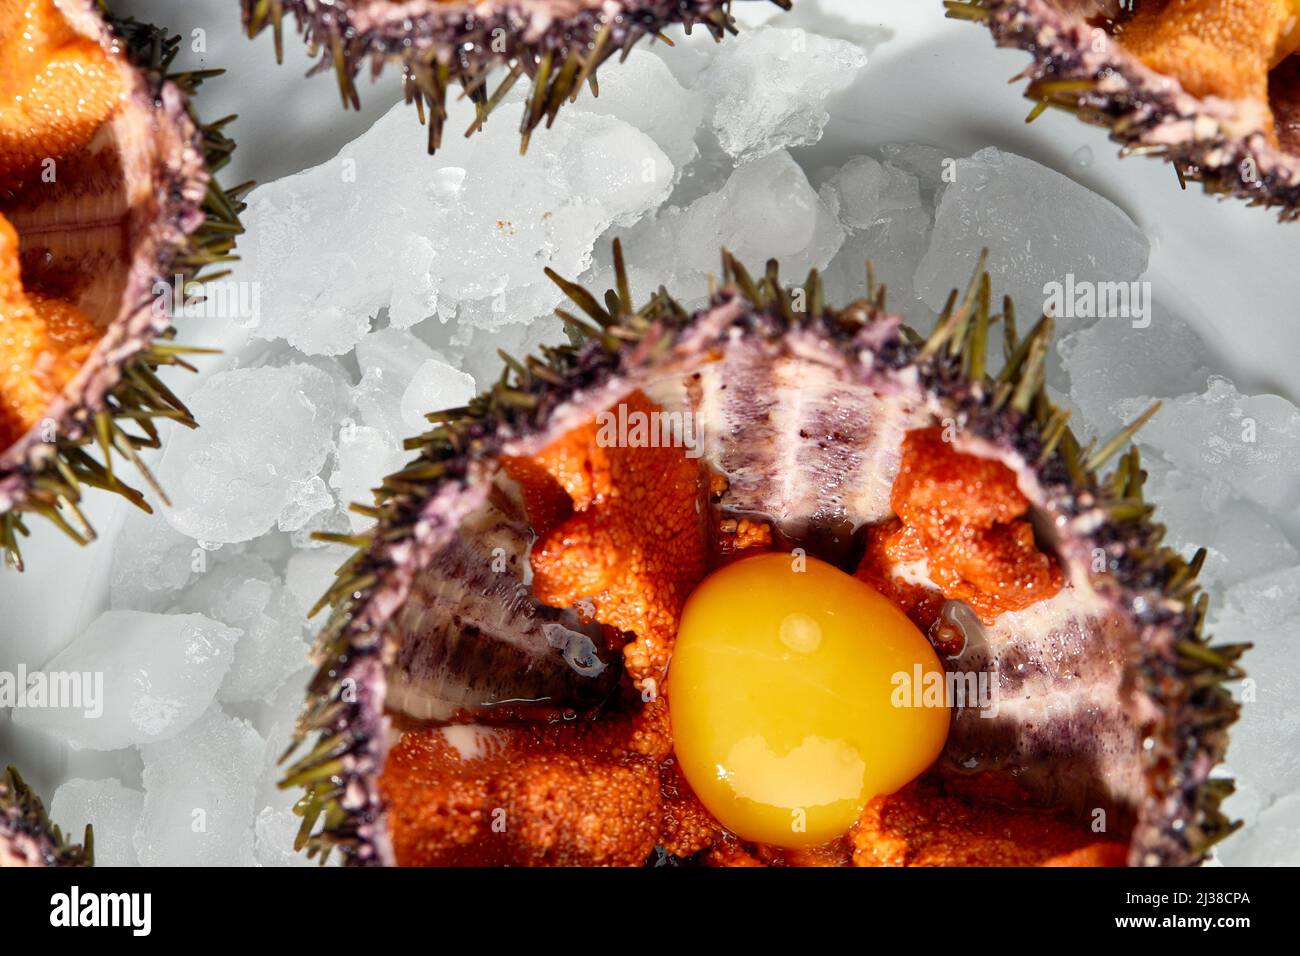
109 502 204 612
914 147 1149 319
134 707 264 866
400 359 475 435
1214 614 1300 807
329 422 408 531
251 667 313 814
1215 793 1300 866
819 156 930 309
284 547 351 617
277 476 335 534
1117 377 1300 512
877 142 949 206
157 364 344 543
254 806 314 867
12 611 238 750
241 96 672 354
1059 305 1211 438
50 778 144 867
167 558 308 704
449 314 568 390
1223 565 1300 630
353 327 445 438
618 150 842 305
574 49 704 171
699 27 867 163
1141 457 1298 592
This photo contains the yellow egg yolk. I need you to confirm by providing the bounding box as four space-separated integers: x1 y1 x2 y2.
667 552 950 849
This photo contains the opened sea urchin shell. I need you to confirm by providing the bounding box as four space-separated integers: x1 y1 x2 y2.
947 0 1300 219
0 1 246 570
282 246 1244 867
241 0 788 153
0 766 90 867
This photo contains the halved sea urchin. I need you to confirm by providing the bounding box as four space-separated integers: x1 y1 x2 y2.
0 766 90 867
947 0 1300 219
282 245 1246 867
0 0 247 570
241 0 788 153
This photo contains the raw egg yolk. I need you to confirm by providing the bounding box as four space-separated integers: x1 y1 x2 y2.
668 552 950 848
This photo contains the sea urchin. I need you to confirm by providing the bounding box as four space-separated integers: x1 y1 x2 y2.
0 1 246 570
241 0 790 153
281 245 1245 867
948 0 1300 219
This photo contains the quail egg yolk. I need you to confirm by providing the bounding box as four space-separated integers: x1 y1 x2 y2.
668 552 950 849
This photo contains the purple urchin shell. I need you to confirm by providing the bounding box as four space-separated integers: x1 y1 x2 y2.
282 247 1244 867
948 0 1300 219
0 3 246 570
241 0 788 152
0 767 90 868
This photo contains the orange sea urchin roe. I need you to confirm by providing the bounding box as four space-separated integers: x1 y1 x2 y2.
850 779 1127 867
378 701 672 866
0 0 126 191
0 212 99 449
668 553 950 849
1119 0 1300 127
857 427 1062 627
503 390 710 693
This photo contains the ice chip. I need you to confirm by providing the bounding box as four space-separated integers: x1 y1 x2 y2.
914 147 1149 318
277 476 335 534
254 806 315 866
1059 305 1211 437
157 364 344 543
134 707 263 866
110 503 203 612
574 49 704 171
400 359 475 434
819 156 930 309
1117 377 1300 512
700 27 868 162
330 423 408 531
51 778 144 867
168 558 308 704
13 611 238 750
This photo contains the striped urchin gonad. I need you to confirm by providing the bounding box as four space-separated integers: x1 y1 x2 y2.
0 1 246 569
284 246 1245 867
947 0 1300 219
0 767 89 867
241 0 787 152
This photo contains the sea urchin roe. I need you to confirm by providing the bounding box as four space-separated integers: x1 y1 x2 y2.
850 779 1127 867
859 427 1062 626
0 0 126 191
667 553 950 849
378 701 672 866
1119 0 1300 123
503 390 709 691
0 212 99 449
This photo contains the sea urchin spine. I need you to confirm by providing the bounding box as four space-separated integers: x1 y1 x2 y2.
242 0 790 153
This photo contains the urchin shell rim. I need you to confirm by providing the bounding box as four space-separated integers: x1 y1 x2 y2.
0 766 91 868
946 0 1300 221
0 2 249 570
283 247 1244 867
242 0 789 153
